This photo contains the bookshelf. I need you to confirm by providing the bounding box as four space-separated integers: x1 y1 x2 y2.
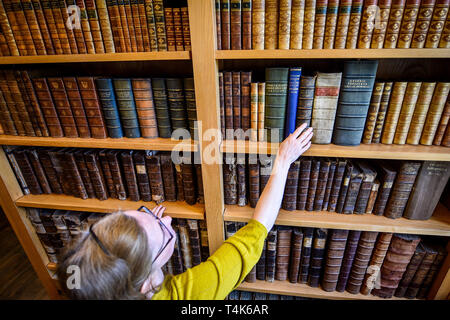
0 0 448 301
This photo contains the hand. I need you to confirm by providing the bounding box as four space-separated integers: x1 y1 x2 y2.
276 123 313 167
151 205 166 218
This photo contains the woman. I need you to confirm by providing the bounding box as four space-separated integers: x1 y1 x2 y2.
58 124 313 299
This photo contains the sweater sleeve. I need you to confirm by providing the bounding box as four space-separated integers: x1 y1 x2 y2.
151 219 268 300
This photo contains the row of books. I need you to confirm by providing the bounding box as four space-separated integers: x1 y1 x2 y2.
219 62 450 147
0 70 197 139
225 222 448 299
228 290 314 300
0 0 191 56
6 146 204 205
223 154 450 220
25 208 209 270
215 0 450 50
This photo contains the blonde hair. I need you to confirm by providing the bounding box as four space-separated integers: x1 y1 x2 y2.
57 212 153 300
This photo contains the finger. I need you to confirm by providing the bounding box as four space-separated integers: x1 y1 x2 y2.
301 131 313 144
297 127 313 142
152 205 163 217
292 123 308 138
301 141 312 153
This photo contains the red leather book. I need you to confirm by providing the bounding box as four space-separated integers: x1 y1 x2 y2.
21 71 49 136
62 77 91 138
98 149 117 199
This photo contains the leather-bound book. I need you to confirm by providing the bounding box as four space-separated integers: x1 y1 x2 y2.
220 0 230 50
181 161 197 205
308 228 328 287
259 157 273 193
420 82 450 145
342 164 363 214
443 122 450 146
284 68 302 138
32 78 63 137
361 233 393 295
357 0 378 48
302 0 316 49
394 243 426 297
362 82 385 144
275 226 292 281
0 1 19 55
198 219 209 261
250 82 259 141
334 0 352 48
98 149 117 199
219 73 225 138
425 0 450 48
131 78 158 138
323 0 339 48
138 0 150 51
243 0 254 49
160 152 177 202
345 0 363 48
163 6 175 51
397 0 421 48
177 218 193 270
76 0 95 53
265 227 278 282
322 229 349 292
36 148 62 194
85 0 105 53
384 0 406 48
54 148 74 196
411 0 436 48
223 72 234 134
354 161 377 214
282 159 300 211
66 0 86 53
439 2 450 47
249 161 260 208
112 78 141 138
241 71 252 136
297 157 311 210
62 77 91 138
124 0 137 52
57 0 77 53
298 227 314 283
170 220 183 274
433 95 450 145
153 0 167 51
372 160 397 216
13 0 38 54
3 0 26 55
311 72 342 144
381 82 408 144
0 92 17 135
288 228 303 283
393 82 422 144
335 161 353 213
145 151 165 204
306 158 320 211
278 0 292 49
328 159 347 212
406 82 436 145
372 233 421 298
184 78 198 140
225 220 237 239
265 68 289 142
132 150 151 202
21 0 46 54
256 238 267 280
232 72 241 133
313 0 328 49
296 75 316 128
73 149 96 198
416 245 447 299
187 219 202 267
95 0 115 53
346 231 379 294
65 149 88 199
314 158 331 211
96 78 123 138
106 150 127 200
144 0 157 51
120 150 140 201
25 148 51 194
175 163 184 201
404 161 450 220
46 148 69 195
14 71 42 136
372 82 393 143
77 77 108 139
83 150 108 200
333 60 378 146
215 0 222 49
230 0 241 50
322 158 337 210
336 230 361 292
132 0 145 51
264 0 278 49
167 77 188 132
365 179 380 214
194 164 204 204
371 0 392 48
289 0 304 49
251 0 265 50
384 161 421 219
151 78 172 138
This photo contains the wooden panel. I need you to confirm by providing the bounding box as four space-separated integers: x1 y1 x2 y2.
225 203 450 236
15 194 204 220
427 241 450 300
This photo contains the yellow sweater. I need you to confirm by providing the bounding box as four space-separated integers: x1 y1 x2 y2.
152 219 268 300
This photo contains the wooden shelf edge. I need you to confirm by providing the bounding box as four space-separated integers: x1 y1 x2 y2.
16 194 205 220
225 203 450 237
238 280 408 300
0 51 191 64
0 135 198 151
216 49 450 59
220 140 450 161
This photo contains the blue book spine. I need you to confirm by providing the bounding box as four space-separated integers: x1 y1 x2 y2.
284 67 302 138
113 78 141 138
95 78 124 138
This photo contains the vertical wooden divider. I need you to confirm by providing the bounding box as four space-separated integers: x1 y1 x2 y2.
188 0 225 254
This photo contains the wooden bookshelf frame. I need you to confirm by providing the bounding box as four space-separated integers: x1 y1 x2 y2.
0 0 448 301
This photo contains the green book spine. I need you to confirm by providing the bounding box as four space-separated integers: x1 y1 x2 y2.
184 78 197 140
166 78 188 132
152 78 172 138
112 78 141 138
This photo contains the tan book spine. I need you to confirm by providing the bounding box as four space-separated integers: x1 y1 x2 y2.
313 0 328 48
371 0 392 48
13 0 37 55
362 82 385 144
144 0 158 51
0 1 19 55
334 0 352 48
124 0 137 52
105 0 124 52
439 3 450 47
258 82 265 142
252 0 265 50
433 95 450 145
384 0 406 48
85 0 105 53
278 0 292 49
137 0 150 52
323 0 339 48
65 0 87 54
40 0 63 54
406 82 436 144
50 0 70 54
20 0 46 54
251 82 258 142
131 0 143 51
289 0 304 49
358 0 378 48
420 82 450 145
302 0 316 49
117 0 132 51
31 0 54 54
264 0 278 49
410 0 436 48
365 179 380 214
393 82 422 145
425 0 449 48
95 0 115 52
4 0 27 55
397 0 421 48
58 0 78 53
77 0 95 53
164 7 175 51
345 0 363 48
381 82 408 144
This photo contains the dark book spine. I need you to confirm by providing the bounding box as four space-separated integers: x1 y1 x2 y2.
265 67 289 142
285 67 302 138
120 150 140 201
151 78 172 138
47 148 71 196
236 155 246 206
0 73 25 135
0 90 18 135
372 161 397 215
336 230 362 292
241 71 252 136
180 6 190 50
276 226 293 281
354 162 377 214
187 219 202 267
56 149 76 196
265 228 278 282
83 150 108 200
98 149 117 199
223 155 237 204
175 163 184 201
26 148 51 194
224 71 234 133
221 0 230 49
248 161 260 208
342 166 363 214
183 78 197 140
73 150 96 198
335 161 353 213
322 159 337 210
152 0 167 51
170 220 184 274
145 151 165 204
404 246 436 299
297 157 311 210
194 164 204 204
306 158 320 211
322 229 349 292
298 227 314 283
296 75 316 128
106 150 127 200
160 152 177 201
282 159 300 211
308 228 328 287
314 158 331 210
181 161 197 205
416 249 447 299
36 148 62 194
230 0 240 49
256 238 267 280
219 72 226 138
113 78 141 138
65 149 88 199
172 7 183 51
96 78 124 138
394 244 426 298
164 7 175 51
215 0 221 49
133 150 152 202
62 77 91 138
288 228 304 283
14 70 42 136
232 71 241 133
166 78 188 131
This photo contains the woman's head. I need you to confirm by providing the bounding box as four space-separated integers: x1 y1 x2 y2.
57 207 175 300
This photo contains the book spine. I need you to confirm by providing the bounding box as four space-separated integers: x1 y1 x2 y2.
354 165 377 214
152 0 166 51
132 150 151 201
131 0 143 51
187 219 202 267
265 67 289 142
37 149 62 193
58 0 78 53
265 228 277 282
296 157 311 210
322 159 337 210
393 82 422 144
313 0 328 49
95 78 123 138
410 0 435 48
365 179 379 213
14 71 41 136
403 246 436 298
164 6 175 51
259 157 273 193
298 227 313 283
302 0 316 49
0 1 19 55
288 228 303 283
264 0 278 49
328 160 346 212
256 238 267 280
183 77 197 140
120 150 140 201
425 0 450 48
198 220 209 261
83 150 108 200
106 150 127 200
97 149 116 198
174 163 184 201
116 0 131 51
372 82 393 143
322 229 349 292
289 0 304 49
248 161 260 208
195 166 204 206
40 0 63 54
166 78 188 132
357 0 378 48
342 167 363 214
151 78 171 138
241 0 251 49
334 0 352 48
96 0 115 52
296 75 315 128
65 0 87 54
345 0 363 48
384 0 406 48
49 0 69 54
308 228 328 287
416 250 446 298
223 155 237 204
275 227 292 281
236 155 246 206
13 148 42 194
314 159 331 211
252 0 265 49
221 0 230 50
433 95 450 145
62 77 91 138
160 152 176 201
219 73 225 138
394 244 426 297
65 150 88 199
397 0 421 48
181 161 197 205
113 78 141 138
258 82 265 141
231 71 241 133
4 0 27 55
335 161 353 213
122 0 136 51
77 77 107 138
362 82 385 144
84 0 105 53
13 0 37 54
131 78 158 138
21 0 46 54
20 72 48 136
73 150 95 198
278 0 292 49
443 121 450 146
439 2 450 47
215 0 221 50
282 159 300 211
144 0 157 51
223 72 233 134
76 0 96 53
306 158 320 211
180 6 190 50
137 0 149 51
241 71 252 136
0 91 18 134
29 0 54 54
381 82 408 144
173 7 183 51
26 149 52 193
323 0 339 48
250 82 259 142
336 230 361 291
0 74 24 135
285 67 302 138
371 0 392 48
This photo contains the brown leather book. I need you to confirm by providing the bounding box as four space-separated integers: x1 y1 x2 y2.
381 82 408 144
296 157 311 210
3 0 27 55
322 158 337 210
371 0 392 48
256 238 267 280
433 95 450 145
384 161 422 219
241 0 251 49
57 0 77 53
336 230 361 292
265 227 278 282
49 0 69 54
308 228 328 287
394 243 426 297
425 0 450 48
215 0 221 49
372 160 397 215
20 0 46 54
164 6 175 51
232 71 241 134
95 0 115 53
397 0 421 48
334 0 352 48
257 82 265 141
170 220 183 274
251 0 264 49
187 219 202 267
393 82 422 144
65 149 89 199
278 0 292 49
265 0 278 49
194 164 204 204
223 72 233 133
298 227 314 283
32 78 63 137
105 150 126 200
131 0 144 51
439 2 450 47
346 0 363 48
442 121 450 147
220 0 231 50
64 0 86 54
180 6 190 51
123 0 138 52
75 0 93 52
106 0 125 52
416 245 447 299
288 228 303 283
276 226 292 281
372 82 393 143
360 232 393 295
0 90 18 135
223 155 237 205
362 82 385 144
85 0 106 53
323 0 339 48
354 161 377 214
0 1 19 55
314 158 331 211
145 151 165 203
282 159 300 211
174 163 184 201
98 149 117 199
26 148 51 193
302 0 315 49
306 158 320 211
83 149 108 200
372 233 421 298
411 0 437 48
219 73 225 138
173 7 184 51
241 71 251 136
40 0 63 54
20 71 48 136
37 148 63 194
13 71 41 136
177 218 193 270
77 77 107 139
328 159 347 212
160 152 177 202
120 150 140 201
13 0 38 54
384 0 406 48
181 160 196 205
322 229 349 292
336 161 353 213
313 0 328 49
73 149 96 198
132 150 151 201
62 77 91 138
249 160 260 208
54 148 75 196
131 78 158 138
365 178 380 214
